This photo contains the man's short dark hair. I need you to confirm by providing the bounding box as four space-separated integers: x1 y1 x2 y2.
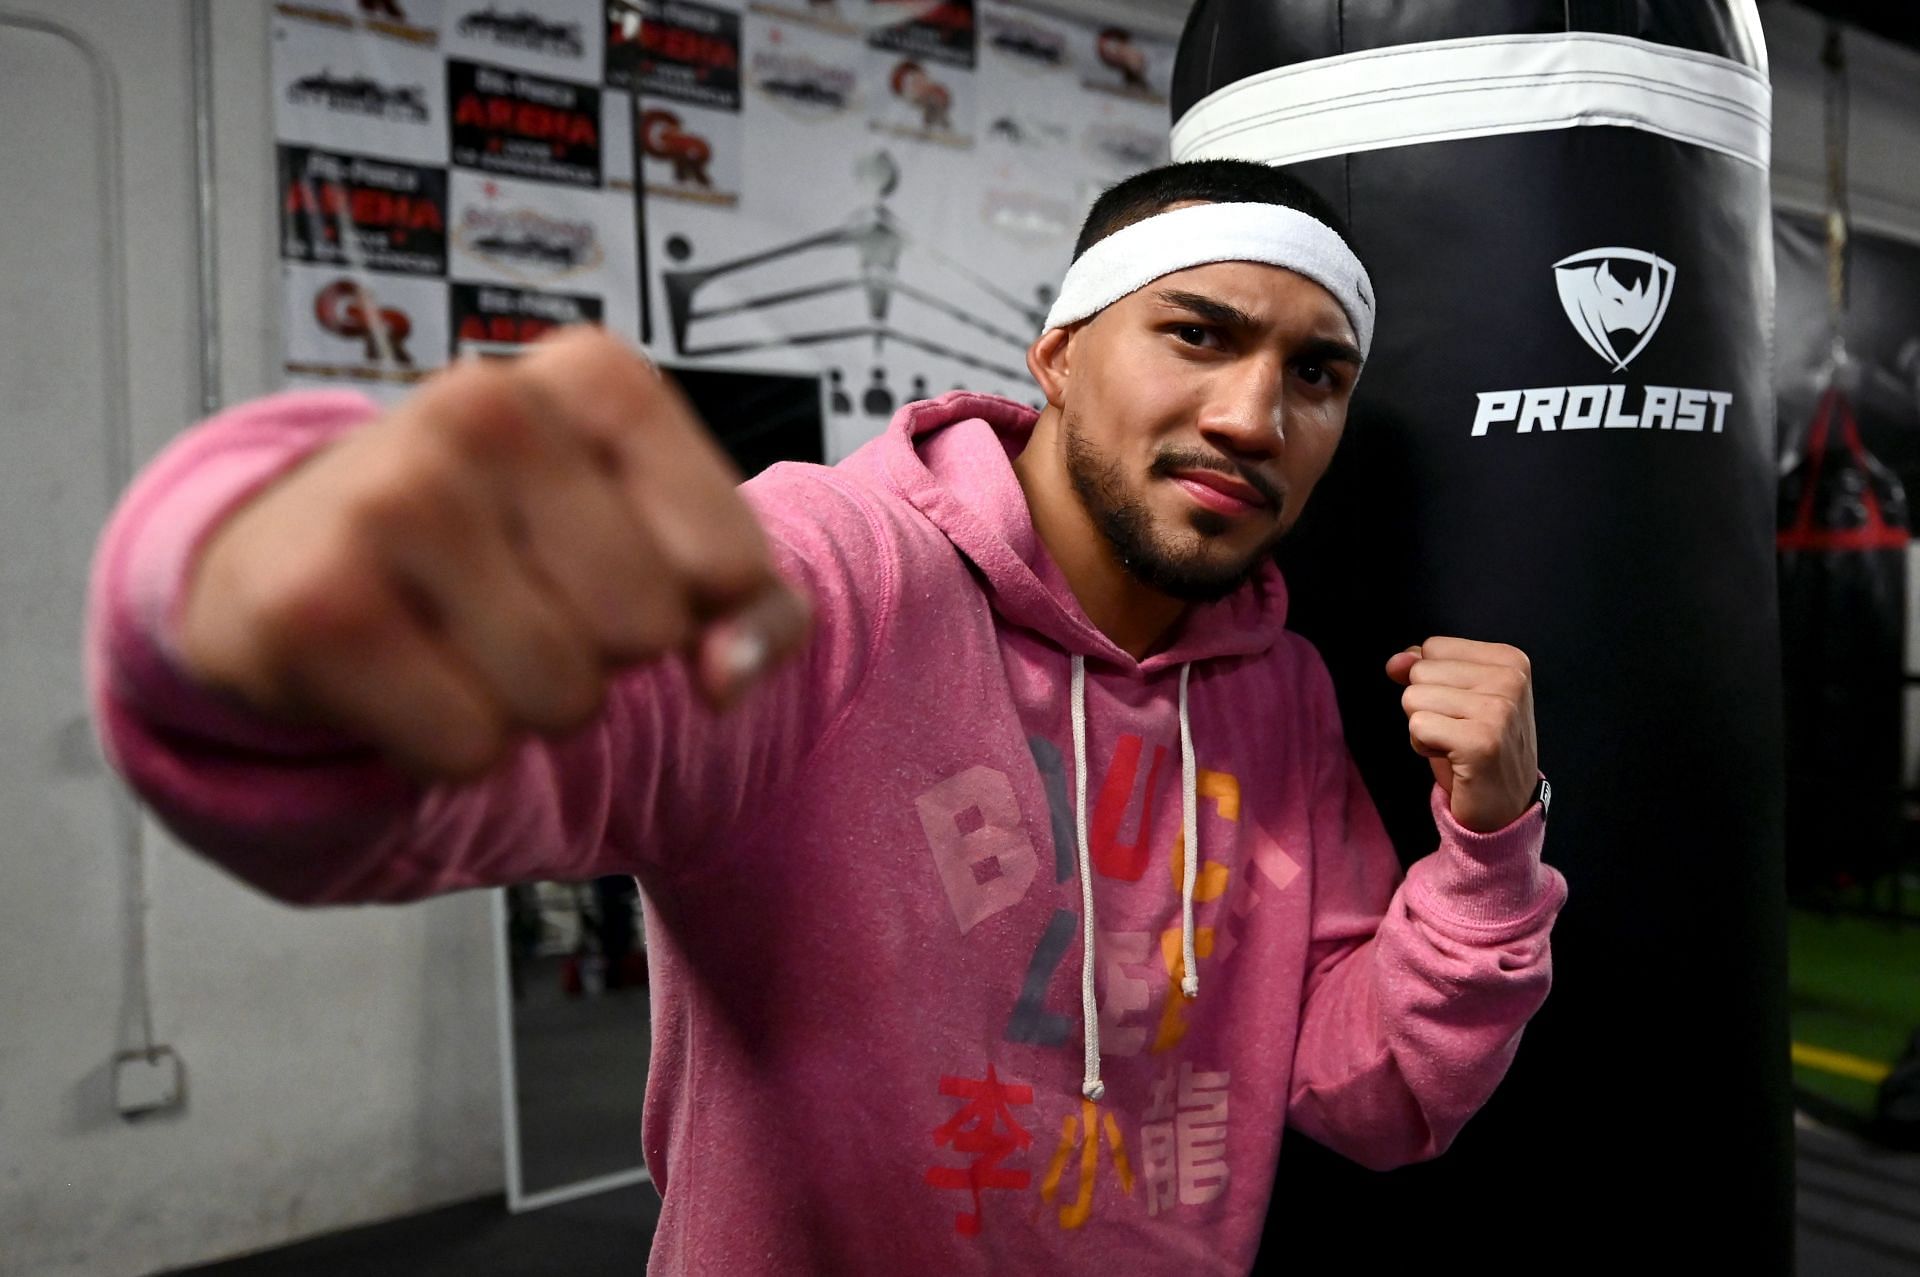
1071 159 1352 262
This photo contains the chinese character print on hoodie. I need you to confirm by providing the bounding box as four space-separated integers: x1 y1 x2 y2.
88 387 1567 1275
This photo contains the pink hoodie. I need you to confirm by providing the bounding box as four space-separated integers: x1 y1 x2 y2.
88 387 1565 1275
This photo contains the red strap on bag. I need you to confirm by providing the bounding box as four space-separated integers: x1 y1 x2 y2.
1777 384 1909 552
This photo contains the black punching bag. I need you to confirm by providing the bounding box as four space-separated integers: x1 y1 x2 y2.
1779 385 1909 898
1171 3 1790 1266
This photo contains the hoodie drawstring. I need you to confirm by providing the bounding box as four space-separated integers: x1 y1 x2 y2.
1070 655 1103 1101
1070 656 1201 1104
1177 663 1200 999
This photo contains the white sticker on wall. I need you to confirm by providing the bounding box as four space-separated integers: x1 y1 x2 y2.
273 15 450 165
603 88 635 189
273 0 444 47
447 170 640 338
440 0 603 79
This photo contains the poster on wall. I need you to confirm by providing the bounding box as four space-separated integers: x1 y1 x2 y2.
272 0 646 398
448 60 604 187
866 47 974 148
271 0 1170 446
747 19 861 121
446 169 643 337
638 98 744 204
1075 23 1169 103
282 263 448 386
450 173 629 288
451 281 604 357
608 0 742 107
442 0 604 77
273 17 449 164
867 0 975 68
279 144 450 276
614 0 747 205
274 0 444 45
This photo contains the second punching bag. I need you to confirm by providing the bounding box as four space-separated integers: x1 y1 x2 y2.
1171 3 1790 1266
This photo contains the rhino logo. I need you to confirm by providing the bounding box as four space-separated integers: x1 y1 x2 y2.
1553 247 1676 372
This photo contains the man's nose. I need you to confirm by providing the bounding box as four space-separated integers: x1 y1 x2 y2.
1196 360 1287 458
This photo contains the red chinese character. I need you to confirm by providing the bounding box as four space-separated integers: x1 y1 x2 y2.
926 1065 1034 1236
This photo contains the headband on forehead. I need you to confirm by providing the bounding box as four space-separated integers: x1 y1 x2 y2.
1042 202 1376 360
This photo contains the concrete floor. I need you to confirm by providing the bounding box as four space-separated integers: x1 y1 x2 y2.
169 1184 661 1277
169 1114 1919 1275
1795 1113 1920 1275
162 950 1920 1277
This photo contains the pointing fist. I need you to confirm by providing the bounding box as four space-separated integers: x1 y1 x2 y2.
1385 637 1540 833
176 327 811 782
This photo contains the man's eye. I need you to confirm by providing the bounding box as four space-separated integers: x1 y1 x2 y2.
1174 324 1214 348
1297 361 1334 388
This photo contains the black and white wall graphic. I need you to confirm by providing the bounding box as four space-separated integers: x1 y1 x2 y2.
271 0 1171 450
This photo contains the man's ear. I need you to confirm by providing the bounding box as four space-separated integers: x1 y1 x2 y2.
1027 326 1072 409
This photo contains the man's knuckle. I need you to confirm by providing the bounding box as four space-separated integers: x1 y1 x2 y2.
347 454 423 528
442 398 543 465
537 665 606 732
432 714 510 781
517 625 604 726
682 530 774 600
257 553 375 648
360 447 479 543
548 323 631 364
630 597 694 654
565 672 610 729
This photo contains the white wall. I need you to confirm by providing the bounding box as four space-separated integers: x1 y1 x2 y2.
0 3 1916 1276
0 5 503 1276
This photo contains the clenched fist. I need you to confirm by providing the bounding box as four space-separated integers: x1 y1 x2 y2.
1385 637 1540 833
176 327 811 782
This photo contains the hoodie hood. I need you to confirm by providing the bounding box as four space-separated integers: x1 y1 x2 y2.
850 389 1292 674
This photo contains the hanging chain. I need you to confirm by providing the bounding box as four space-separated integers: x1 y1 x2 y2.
1822 22 1851 330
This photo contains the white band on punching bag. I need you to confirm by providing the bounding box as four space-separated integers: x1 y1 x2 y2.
1042 201 1376 359
1172 29 1772 173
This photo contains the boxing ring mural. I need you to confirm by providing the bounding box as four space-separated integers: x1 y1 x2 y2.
658 149 1048 388
642 0 1173 455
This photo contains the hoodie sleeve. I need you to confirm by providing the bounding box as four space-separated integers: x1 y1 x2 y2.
86 390 890 904
1283 644 1567 1171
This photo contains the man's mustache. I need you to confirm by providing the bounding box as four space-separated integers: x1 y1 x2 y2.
1149 448 1287 511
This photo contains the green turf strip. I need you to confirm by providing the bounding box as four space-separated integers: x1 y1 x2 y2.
1788 908 1920 1116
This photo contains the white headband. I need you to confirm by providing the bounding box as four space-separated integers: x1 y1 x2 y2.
1043 201 1375 360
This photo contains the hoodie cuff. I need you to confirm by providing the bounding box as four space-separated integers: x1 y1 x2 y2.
91 389 383 758
1412 779 1554 931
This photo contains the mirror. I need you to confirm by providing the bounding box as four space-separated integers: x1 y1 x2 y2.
493 882 653 1210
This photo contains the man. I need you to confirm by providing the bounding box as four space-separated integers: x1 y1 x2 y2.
88 160 1564 1273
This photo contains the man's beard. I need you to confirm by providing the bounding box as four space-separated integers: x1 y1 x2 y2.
1063 414 1287 603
